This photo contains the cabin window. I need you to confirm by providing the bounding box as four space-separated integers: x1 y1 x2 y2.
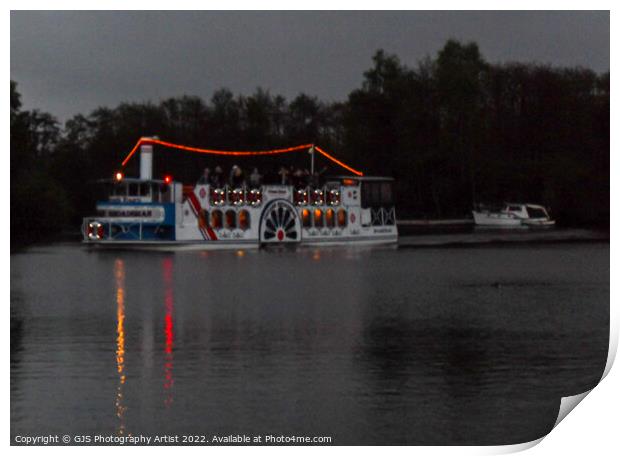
198 209 209 228
139 183 149 196
239 210 250 230
311 189 324 206
301 209 311 228
508 205 522 211
380 183 392 204
327 189 340 206
361 181 394 208
159 184 172 203
326 208 335 228
111 183 126 197
294 188 308 206
225 210 237 229
337 209 347 227
526 207 547 218
210 188 226 206
211 210 223 229
313 209 324 228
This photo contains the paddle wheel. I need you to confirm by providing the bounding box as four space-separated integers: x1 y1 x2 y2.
259 200 301 244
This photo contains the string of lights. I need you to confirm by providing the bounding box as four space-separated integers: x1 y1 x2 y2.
314 146 364 177
120 137 364 176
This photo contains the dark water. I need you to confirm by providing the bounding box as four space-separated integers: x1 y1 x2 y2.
11 242 609 445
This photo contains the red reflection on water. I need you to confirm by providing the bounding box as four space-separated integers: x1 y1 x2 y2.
162 257 175 408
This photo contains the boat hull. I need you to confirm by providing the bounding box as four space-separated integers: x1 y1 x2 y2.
522 219 556 228
83 235 398 251
472 211 523 227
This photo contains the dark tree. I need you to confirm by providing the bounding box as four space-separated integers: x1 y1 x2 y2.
10 40 610 247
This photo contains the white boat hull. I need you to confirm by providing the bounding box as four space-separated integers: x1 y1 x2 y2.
83 234 397 251
522 219 556 228
472 211 523 227
473 204 555 229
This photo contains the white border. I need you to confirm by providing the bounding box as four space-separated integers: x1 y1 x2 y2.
5 4 615 455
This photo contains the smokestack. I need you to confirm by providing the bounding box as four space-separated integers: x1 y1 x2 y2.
139 142 153 180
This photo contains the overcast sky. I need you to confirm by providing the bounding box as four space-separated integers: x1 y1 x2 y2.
11 10 609 122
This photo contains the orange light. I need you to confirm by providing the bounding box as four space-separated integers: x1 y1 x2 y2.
315 146 364 176
120 137 364 176
114 259 126 435
164 175 172 184
121 137 313 167
342 178 357 186
115 171 123 181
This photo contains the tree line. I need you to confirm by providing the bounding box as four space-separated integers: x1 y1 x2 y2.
10 40 609 246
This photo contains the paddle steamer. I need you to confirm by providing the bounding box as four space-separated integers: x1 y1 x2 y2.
82 138 397 249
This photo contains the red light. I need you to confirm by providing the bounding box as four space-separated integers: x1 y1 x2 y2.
164 175 172 184
120 137 364 176
115 171 123 181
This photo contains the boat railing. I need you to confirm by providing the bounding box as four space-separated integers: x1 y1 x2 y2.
370 207 396 226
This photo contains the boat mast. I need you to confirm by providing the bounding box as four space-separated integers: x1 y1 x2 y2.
309 144 315 176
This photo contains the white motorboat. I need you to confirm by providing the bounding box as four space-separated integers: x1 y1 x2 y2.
472 203 555 228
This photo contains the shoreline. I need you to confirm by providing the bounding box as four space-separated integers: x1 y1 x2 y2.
397 228 609 248
11 228 609 253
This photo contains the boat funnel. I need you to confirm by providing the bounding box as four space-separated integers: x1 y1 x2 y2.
140 142 153 180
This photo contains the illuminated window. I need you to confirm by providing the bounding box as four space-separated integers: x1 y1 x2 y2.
239 210 250 230
301 209 311 228
225 210 237 229
327 189 340 206
326 208 335 228
229 188 244 206
199 209 209 228
160 184 171 203
337 209 347 228
294 188 308 206
210 188 225 206
313 209 324 228
248 188 262 207
311 189 324 206
211 210 223 229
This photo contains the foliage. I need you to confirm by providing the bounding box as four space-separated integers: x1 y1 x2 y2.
10 40 610 246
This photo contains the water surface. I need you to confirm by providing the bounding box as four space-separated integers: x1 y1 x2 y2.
11 242 609 444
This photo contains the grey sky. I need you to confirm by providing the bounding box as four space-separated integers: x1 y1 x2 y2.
11 10 609 122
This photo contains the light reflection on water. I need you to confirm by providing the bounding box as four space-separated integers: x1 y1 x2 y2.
162 257 175 409
114 259 126 436
10 243 609 445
